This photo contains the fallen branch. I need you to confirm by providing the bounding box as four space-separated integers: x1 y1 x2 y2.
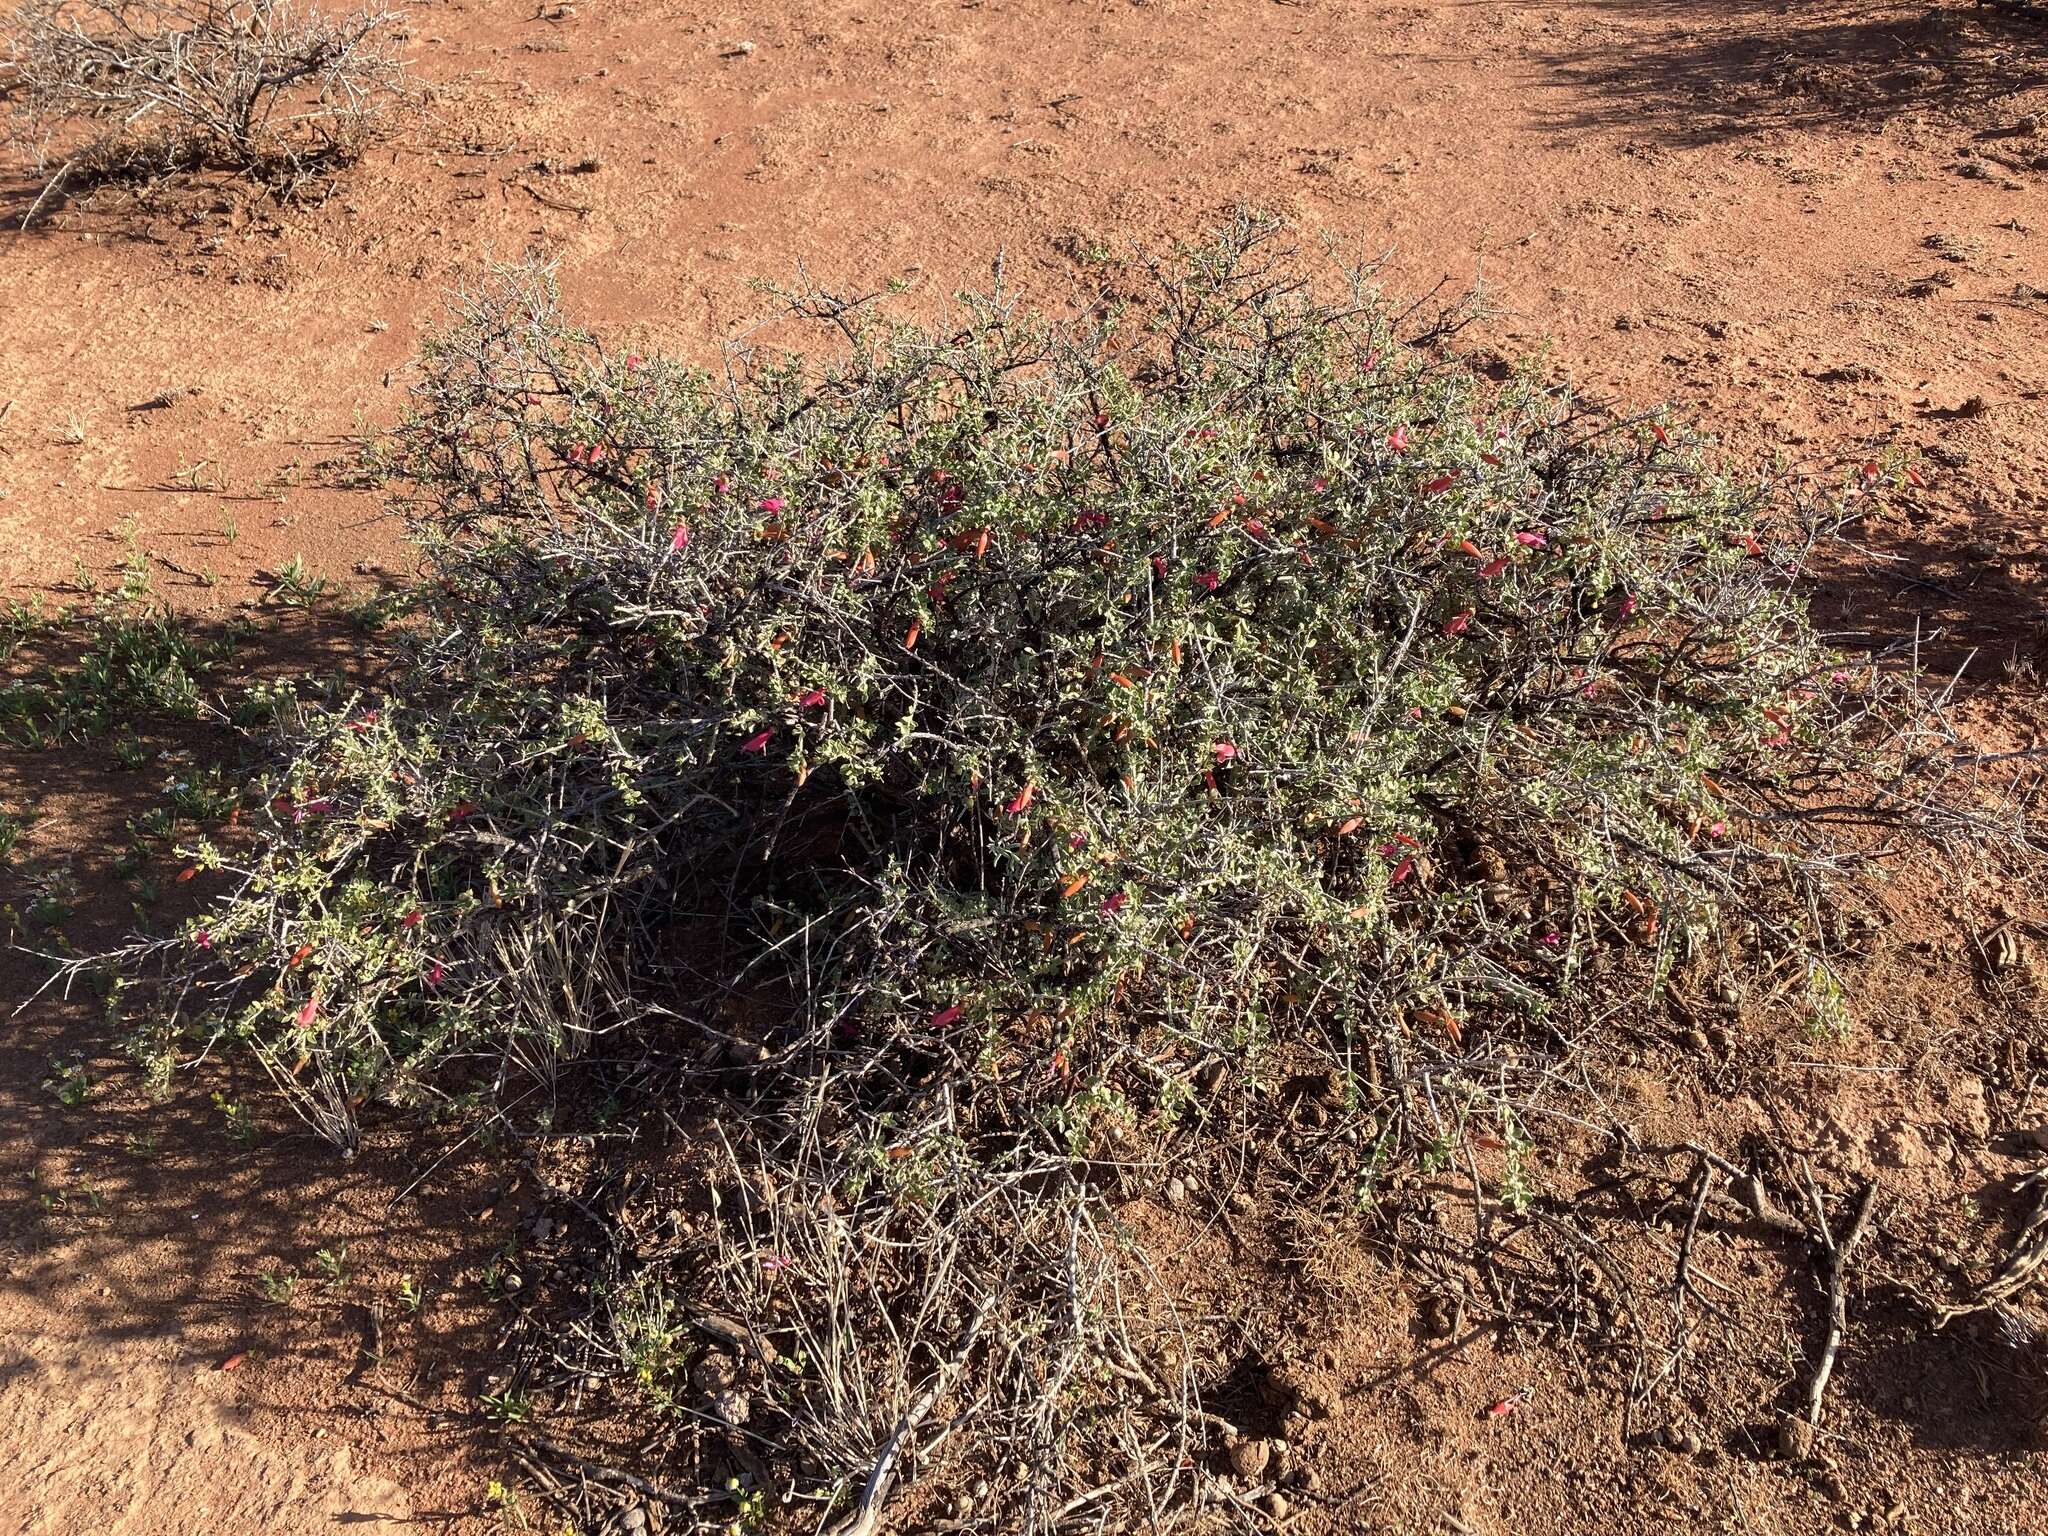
520 1435 727 1510
1801 1178 1877 1430
832 1297 994 1536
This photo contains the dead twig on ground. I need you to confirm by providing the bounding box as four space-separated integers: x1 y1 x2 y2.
831 1296 993 1536
1800 1177 1877 1432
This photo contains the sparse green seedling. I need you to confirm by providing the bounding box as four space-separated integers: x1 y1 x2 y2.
480 1388 533 1424
211 1091 260 1147
0 808 28 863
257 1268 300 1306
41 1058 91 1106
266 554 330 611
313 1241 351 1291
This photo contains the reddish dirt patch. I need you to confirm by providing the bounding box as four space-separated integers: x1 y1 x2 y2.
3 0 2047 1530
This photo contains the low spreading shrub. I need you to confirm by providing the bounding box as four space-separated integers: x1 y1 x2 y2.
2 0 409 206
95 220 1966 1529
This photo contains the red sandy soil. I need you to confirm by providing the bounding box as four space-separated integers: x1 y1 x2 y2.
3 0 2048 1531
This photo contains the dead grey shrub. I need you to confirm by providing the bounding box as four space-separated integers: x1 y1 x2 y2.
2 0 409 214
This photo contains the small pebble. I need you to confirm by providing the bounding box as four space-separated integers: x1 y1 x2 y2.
1226 1436 1270 1480
1779 1418 1815 1460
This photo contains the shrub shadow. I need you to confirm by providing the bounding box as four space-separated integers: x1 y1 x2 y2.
1531 0 2048 149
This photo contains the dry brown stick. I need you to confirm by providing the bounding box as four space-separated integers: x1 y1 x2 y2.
1934 1167 2048 1328
1674 1142 1808 1239
831 1296 994 1536
1803 1179 1877 1429
1672 1163 1728 1320
520 1435 722 1510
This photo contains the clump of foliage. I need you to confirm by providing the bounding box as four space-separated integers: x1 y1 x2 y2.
2 0 410 212
1 590 233 746
98 220 1957 1531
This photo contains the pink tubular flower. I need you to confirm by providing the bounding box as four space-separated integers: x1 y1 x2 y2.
756 497 787 513
296 997 319 1027
1478 556 1510 580
1620 592 1637 618
1151 554 1168 579
741 729 773 754
1005 783 1036 816
400 909 423 929
1390 857 1415 885
424 960 446 988
1444 609 1473 637
1193 570 1221 593
1101 890 1130 917
1514 530 1547 548
625 353 643 370
1541 930 1561 946
930 1003 963 1029
1709 820 1727 839
797 688 828 709
194 929 212 951
1387 424 1410 453
671 521 691 551
1212 741 1238 764
1244 518 1267 537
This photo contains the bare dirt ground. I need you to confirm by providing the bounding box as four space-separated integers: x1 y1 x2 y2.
3 0 2048 1531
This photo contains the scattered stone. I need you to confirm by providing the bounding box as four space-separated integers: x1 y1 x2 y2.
1778 1418 1815 1460
1226 1435 1270 1480
724 38 757 55
1661 1423 1704 1456
709 1387 752 1427
1164 1176 1189 1208
1421 1291 1463 1338
1259 1491 1289 1519
619 1504 647 1532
